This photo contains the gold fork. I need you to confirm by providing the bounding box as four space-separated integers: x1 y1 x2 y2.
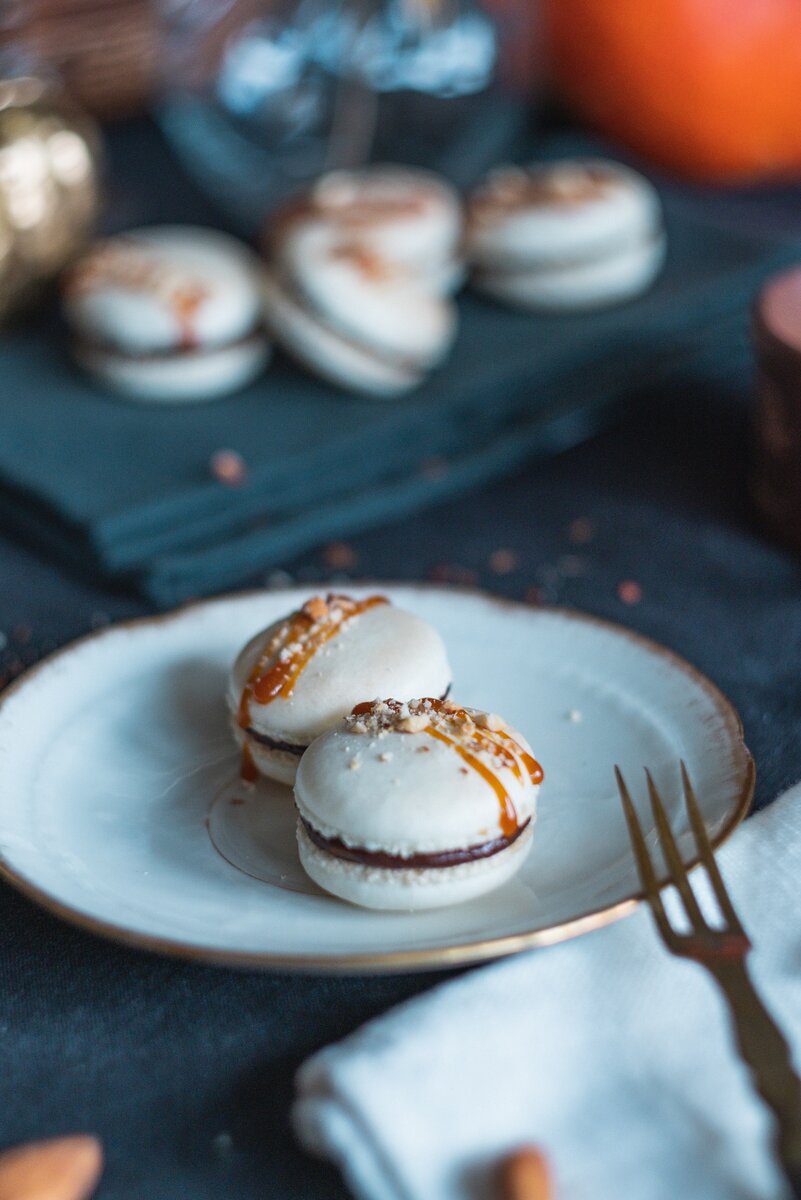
615 762 801 1195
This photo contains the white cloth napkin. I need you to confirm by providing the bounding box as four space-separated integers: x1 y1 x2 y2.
293 783 801 1200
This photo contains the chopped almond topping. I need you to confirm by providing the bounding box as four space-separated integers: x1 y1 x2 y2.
475 712 503 731
397 714 429 733
345 698 503 742
302 595 329 622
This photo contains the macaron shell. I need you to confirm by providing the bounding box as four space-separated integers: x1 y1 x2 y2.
73 334 271 403
309 165 463 266
229 604 452 745
467 162 662 270
297 818 534 911
474 233 666 312
294 719 538 854
292 249 456 364
278 214 463 299
262 272 423 398
65 226 265 354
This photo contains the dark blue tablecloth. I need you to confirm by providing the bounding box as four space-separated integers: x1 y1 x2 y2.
1 122 801 1200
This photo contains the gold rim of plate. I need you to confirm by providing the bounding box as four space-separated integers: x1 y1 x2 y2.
0 585 755 974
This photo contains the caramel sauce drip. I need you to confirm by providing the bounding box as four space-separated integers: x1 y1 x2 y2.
173 286 208 351
67 240 210 351
422 699 543 838
331 243 396 282
497 729 544 786
240 740 259 783
426 726 520 837
238 595 389 737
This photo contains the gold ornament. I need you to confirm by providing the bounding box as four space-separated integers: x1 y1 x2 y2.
0 74 102 320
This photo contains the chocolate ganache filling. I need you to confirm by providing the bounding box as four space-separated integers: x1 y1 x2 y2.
301 815 531 870
245 727 307 757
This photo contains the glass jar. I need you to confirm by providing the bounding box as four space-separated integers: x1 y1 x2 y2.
156 0 537 231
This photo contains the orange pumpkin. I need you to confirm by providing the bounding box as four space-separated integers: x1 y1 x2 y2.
545 0 801 182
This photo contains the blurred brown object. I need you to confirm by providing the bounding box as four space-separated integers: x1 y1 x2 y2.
0 0 158 117
0 72 102 319
498 1145 552 1200
752 265 801 559
0 1135 103 1200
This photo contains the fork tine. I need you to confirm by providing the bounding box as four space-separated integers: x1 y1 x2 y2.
680 761 748 940
615 766 675 946
645 768 707 933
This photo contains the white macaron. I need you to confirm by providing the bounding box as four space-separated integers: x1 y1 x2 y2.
262 165 461 397
261 272 425 398
466 158 665 312
63 226 271 402
229 594 452 786
295 697 542 910
475 232 667 312
272 164 464 295
261 253 457 399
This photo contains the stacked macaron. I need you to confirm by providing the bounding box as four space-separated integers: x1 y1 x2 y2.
63 226 271 402
262 165 462 397
296 697 542 910
229 593 452 786
466 158 666 312
228 592 543 911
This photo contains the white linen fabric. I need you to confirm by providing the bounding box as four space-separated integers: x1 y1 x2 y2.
293 784 801 1200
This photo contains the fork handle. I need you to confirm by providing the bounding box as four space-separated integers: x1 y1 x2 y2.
706 957 801 1192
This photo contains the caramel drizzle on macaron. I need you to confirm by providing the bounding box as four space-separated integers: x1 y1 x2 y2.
330 243 399 282
238 595 389 732
240 740 259 784
66 238 210 350
472 163 615 219
350 698 543 838
269 185 432 254
171 285 209 350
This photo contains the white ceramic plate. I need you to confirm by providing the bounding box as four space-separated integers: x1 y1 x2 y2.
0 586 753 972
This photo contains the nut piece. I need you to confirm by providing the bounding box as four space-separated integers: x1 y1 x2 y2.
0 1135 103 1200
474 711 503 731
498 1146 551 1200
396 714 429 734
302 596 329 622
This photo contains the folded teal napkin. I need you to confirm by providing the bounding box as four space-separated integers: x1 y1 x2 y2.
0 128 796 605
